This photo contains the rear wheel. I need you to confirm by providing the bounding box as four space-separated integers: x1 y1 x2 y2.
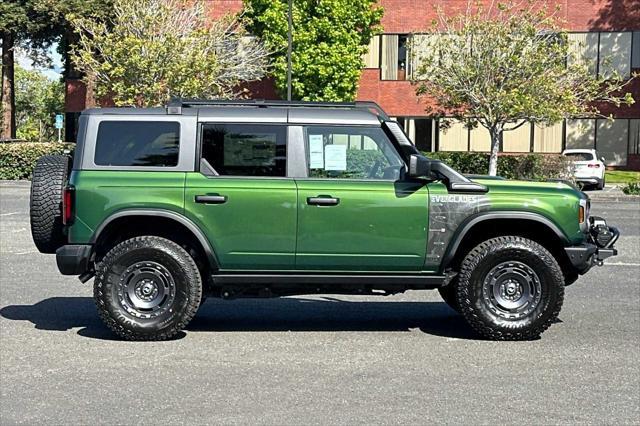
456 236 564 340
597 177 605 190
29 155 70 253
94 236 202 341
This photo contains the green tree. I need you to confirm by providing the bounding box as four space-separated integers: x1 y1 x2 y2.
244 0 383 101
69 0 269 107
14 64 64 141
413 1 635 176
0 0 49 139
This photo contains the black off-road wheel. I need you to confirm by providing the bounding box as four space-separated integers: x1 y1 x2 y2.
94 236 202 341
438 277 460 313
456 236 564 341
29 155 70 253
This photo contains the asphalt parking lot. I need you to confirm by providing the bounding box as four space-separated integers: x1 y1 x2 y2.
1 181 639 425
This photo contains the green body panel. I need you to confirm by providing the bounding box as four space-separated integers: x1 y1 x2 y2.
183 173 297 270
68 170 186 244
69 169 587 274
475 179 586 244
295 179 429 271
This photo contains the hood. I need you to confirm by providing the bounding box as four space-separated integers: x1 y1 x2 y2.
470 177 586 199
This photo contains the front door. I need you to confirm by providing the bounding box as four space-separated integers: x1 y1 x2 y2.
184 123 297 270
295 125 429 272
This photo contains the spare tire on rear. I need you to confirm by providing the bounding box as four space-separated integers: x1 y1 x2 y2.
30 155 71 254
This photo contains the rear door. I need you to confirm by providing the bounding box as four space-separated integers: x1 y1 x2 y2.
294 125 429 272
184 122 297 270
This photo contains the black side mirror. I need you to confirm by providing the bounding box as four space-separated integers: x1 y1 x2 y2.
408 154 431 178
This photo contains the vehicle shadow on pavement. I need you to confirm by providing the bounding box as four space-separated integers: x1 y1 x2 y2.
0 296 479 340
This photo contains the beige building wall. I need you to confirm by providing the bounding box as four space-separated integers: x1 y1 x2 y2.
438 120 468 151
503 122 531 152
469 126 491 152
533 122 563 153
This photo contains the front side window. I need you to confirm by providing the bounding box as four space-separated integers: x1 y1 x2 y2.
201 124 286 177
94 121 180 167
306 126 404 180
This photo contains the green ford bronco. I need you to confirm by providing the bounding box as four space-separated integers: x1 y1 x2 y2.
29 100 618 341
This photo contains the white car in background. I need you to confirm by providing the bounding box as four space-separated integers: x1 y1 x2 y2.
562 148 606 190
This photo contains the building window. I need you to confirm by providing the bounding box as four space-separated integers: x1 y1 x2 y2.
568 33 599 76
599 32 632 78
362 35 380 68
381 34 408 80
630 119 640 154
596 118 628 166
632 32 640 70
566 119 596 149
395 117 435 151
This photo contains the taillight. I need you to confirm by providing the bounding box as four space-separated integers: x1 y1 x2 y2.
62 186 75 225
588 164 600 168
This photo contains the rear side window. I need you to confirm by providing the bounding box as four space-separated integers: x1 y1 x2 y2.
94 121 180 167
564 152 594 161
201 124 286 177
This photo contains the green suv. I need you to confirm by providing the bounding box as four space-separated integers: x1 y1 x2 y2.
29 100 618 341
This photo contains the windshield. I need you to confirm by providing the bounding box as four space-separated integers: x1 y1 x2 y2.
564 152 594 161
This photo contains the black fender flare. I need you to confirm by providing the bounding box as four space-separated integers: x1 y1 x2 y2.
90 208 219 269
441 211 570 270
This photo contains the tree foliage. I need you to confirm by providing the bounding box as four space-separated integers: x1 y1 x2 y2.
413 1 636 176
69 0 270 107
244 0 383 101
14 64 64 141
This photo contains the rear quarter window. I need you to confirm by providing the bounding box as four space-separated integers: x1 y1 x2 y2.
94 121 180 167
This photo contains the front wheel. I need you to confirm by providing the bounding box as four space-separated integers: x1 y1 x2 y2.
94 236 202 341
456 236 564 340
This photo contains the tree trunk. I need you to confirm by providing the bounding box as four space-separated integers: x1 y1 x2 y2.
1 31 16 140
488 128 501 176
84 72 97 109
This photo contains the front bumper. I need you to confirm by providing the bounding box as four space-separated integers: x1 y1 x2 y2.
564 217 619 273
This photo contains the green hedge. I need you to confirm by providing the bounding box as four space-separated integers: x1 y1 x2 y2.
0 142 75 180
424 151 574 181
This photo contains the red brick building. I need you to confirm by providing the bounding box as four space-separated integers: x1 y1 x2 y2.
65 0 640 169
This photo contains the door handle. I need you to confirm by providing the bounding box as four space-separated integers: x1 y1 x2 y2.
307 196 340 206
195 195 227 204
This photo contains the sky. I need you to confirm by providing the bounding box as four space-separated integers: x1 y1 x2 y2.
16 43 64 81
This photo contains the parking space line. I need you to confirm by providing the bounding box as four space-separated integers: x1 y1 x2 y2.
0 212 20 217
603 262 640 267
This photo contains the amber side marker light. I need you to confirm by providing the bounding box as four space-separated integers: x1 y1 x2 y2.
579 205 585 224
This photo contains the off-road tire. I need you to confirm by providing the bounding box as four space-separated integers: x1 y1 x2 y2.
438 277 460 313
457 236 564 340
29 155 70 253
94 236 202 341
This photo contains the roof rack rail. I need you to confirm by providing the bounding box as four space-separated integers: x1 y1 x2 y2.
166 98 390 120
